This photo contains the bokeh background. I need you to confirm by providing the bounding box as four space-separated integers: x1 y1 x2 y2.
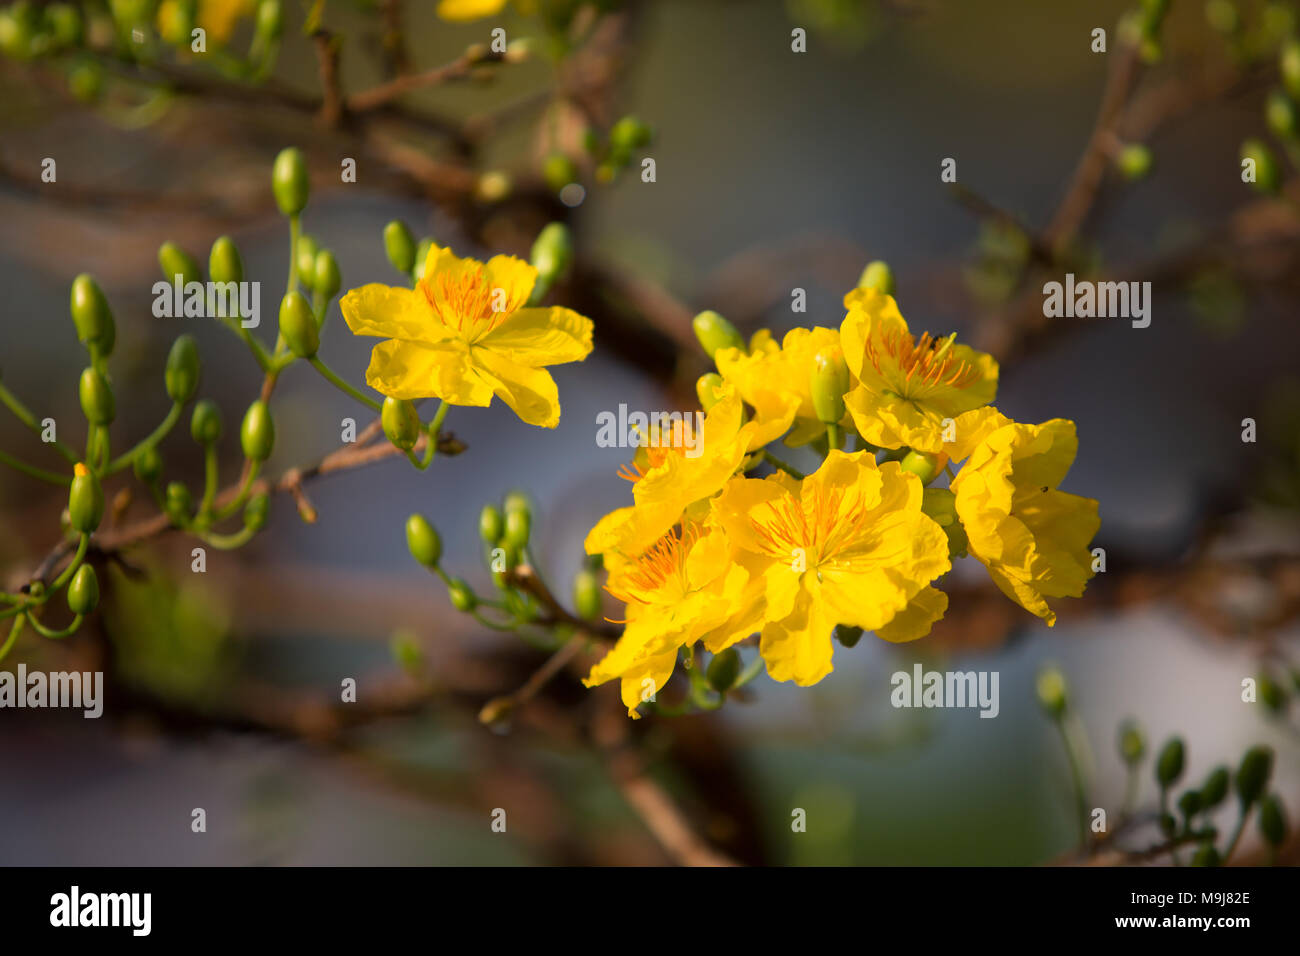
1 0 1298 865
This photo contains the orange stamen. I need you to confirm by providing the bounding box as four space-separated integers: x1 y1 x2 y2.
864 328 980 392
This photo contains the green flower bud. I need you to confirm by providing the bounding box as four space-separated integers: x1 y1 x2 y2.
271 146 309 216
503 506 530 551
240 400 275 462
1205 0 1240 34
164 481 192 525
479 504 504 544
857 260 895 296
610 115 653 152
1259 672 1288 713
573 568 602 620
1282 39 1300 101
1200 766 1230 809
1177 789 1202 819
1190 843 1220 867
158 240 201 286
900 450 942 486
165 334 201 404
530 222 573 288
1259 794 1287 847
503 490 531 518
1266 90 1299 141
278 291 318 358
69 274 114 353
448 578 476 612
809 346 850 424
1117 718 1145 764
68 463 103 533
390 630 424 673
209 236 243 284
1035 666 1068 719
696 373 724 412
295 234 319 289
1159 812 1177 836
1241 138 1281 194
133 445 162 485
78 366 114 426
66 564 99 616
313 249 340 300
692 310 744 360
381 397 421 451
835 624 864 647
255 0 282 41
383 220 416 275
1235 745 1273 808
44 4 82 49
1156 737 1185 789
244 491 270 532
707 647 743 692
1115 143 1153 181
543 153 579 193
190 398 223 446
413 238 434 280
921 486 968 557
67 60 104 103
405 513 441 567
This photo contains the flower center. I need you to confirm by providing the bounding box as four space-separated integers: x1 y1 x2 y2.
866 329 980 398
607 523 700 605
616 418 698 482
421 266 510 337
749 484 873 568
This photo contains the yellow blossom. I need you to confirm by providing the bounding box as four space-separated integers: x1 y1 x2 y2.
437 0 535 21
840 287 998 453
158 0 254 46
340 243 593 428
950 418 1099 626
584 522 764 718
713 450 950 686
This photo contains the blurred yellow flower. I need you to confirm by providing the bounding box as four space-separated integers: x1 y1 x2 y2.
840 287 998 453
715 326 847 448
713 450 950 686
157 0 254 46
340 244 593 428
951 418 1099 626
436 0 535 21
585 522 763 718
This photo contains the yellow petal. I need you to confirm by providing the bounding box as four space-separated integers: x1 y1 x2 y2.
341 284 450 345
477 306 593 366
365 340 493 405
759 586 836 686
876 586 948 643
472 346 562 427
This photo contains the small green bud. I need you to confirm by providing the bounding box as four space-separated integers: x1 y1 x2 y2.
1259 672 1288 713
1266 90 1299 141
1190 843 1220 867
255 0 282 41
573 568 602 620
696 373 725 412
503 506 531 550
240 400 275 462
313 249 341 300
503 490 531 518
542 153 579 193
190 398 223 446
1205 0 1240 34
382 219 417 275
1282 39 1300 101
1199 766 1230 808
244 491 270 532
208 236 243 284
66 564 99 616
835 625 864 648
1159 812 1177 836
271 147 309 216
1115 143 1153 181
809 346 850 424
530 222 573 288
1235 746 1273 808
158 240 201 286
900 450 942 486
1117 718 1146 764
164 481 192 525
610 115 653 152
1035 666 1068 719
707 647 743 693
165 334 201 404
922 486 967 557
692 310 744 360
133 445 162 485
381 397 421 451
69 274 114 353
67 60 104 103
1156 737 1185 789
857 260 895 295
405 513 441 567
278 291 318 358
413 238 434 281
479 504 504 544
1241 138 1281 194
448 578 476 612
44 3 82 47
78 367 114 426
390 630 424 673
1177 789 1202 819
68 463 103 533
295 234 319 289
1259 794 1287 847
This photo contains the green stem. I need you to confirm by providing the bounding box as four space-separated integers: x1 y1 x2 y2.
1222 808 1249 862
200 525 257 550
0 615 24 664
733 653 766 689
199 443 219 517
105 402 182 474
0 378 78 464
50 535 89 593
825 422 841 453
762 450 805 480
0 448 71 485
405 402 450 471
24 610 84 639
1053 717 1090 849
215 461 260 520
310 357 383 412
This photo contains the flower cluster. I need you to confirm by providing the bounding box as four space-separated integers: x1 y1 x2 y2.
584 272 1101 717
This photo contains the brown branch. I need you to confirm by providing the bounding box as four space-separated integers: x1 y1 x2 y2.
312 29 344 128
346 49 506 115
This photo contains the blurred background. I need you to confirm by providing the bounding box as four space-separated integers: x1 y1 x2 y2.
1 0 1298 865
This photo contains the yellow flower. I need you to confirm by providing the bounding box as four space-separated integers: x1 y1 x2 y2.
436 0 535 21
157 0 254 46
715 326 847 448
584 522 764 718
713 450 950 686
840 287 998 453
950 418 1100 626
584 385 757 558
340 244 593 428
